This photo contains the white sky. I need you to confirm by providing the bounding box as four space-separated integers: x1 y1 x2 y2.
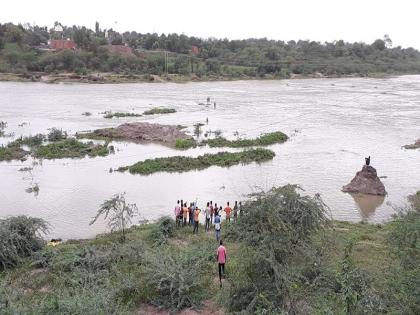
2 0 420 49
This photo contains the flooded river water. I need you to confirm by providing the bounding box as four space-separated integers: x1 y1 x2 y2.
0 76 419 239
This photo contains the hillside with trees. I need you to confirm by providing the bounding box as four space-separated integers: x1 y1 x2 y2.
1 22 420 81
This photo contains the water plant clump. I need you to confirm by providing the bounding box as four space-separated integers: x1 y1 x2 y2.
174 138 197 149
47 128 67 142
204 131 288 148
143 107 176 115
0 144 28 161
34 138 112 159
118 148 275 175
103 112 143 119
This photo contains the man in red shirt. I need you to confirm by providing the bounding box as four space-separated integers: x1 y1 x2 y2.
217 240 227 287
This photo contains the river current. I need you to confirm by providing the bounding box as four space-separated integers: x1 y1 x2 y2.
0 76 419 238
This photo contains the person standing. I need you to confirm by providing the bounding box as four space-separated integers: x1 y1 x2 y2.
183 202 188 226
233 201 238 223
189 203 194 226
214 212 221 241
224 202 232 223
210 201 214 226
205 202 211 231
174 200 181 227
217 240 227 287
193 206 201 234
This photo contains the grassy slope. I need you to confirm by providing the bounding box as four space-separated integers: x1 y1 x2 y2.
0 220 393 314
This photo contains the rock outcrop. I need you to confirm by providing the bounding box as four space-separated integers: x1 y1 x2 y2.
342 165 386 196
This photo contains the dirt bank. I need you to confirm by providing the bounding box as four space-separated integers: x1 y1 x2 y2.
77 122 192 147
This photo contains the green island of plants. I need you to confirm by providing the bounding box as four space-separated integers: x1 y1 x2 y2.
1 187 419 314
103 112 143 119
143 107 176 115
204 131 288 148
118 148 275 174
35 138 112 159
0 129 113 161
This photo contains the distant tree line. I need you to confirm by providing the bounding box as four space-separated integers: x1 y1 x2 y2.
1 21 420 78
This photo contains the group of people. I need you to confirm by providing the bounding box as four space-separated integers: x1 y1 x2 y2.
174 199 241 287
174 200 241 239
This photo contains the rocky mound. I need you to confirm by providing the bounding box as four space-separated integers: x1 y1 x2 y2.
342 165 386 196
79 122 192 146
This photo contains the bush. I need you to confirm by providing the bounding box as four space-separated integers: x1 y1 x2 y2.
385 192 420 313
47 128 68 142
174 138 196 149
149 217 176 245
0 216 48 270
224 185 330 313
142 245 213 310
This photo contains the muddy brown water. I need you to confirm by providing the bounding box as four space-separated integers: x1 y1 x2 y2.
0 76 419 239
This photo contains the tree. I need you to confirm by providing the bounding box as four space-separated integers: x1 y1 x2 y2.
95 21 100 34
372 39 386 51
90 193 138 242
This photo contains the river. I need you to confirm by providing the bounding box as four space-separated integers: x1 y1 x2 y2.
0 76 419 239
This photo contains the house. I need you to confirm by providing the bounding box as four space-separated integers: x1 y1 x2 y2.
49 39 77 50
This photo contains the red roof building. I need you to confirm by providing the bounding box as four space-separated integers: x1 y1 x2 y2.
49 39 77 50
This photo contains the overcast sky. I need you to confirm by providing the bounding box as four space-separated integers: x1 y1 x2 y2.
2 0 420 48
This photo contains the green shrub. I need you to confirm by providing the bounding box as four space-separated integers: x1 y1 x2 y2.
174 138 196 149
149 217 176 245
385 192 420 313
142 245 213 310
224 185 330 313
47 128 68 142
0 216 48 270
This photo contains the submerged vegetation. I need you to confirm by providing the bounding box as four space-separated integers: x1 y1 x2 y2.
103 112 142 119
0 128 113 161
143 107 176 115
35 138 111 159
0 188 418 314
118 148 275 175
205 131 288 148
0 143 28 161
174 138 197 149
403 138 420 150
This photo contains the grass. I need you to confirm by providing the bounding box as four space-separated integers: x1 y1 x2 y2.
204 131 288 148
103 112 142 119
0 144 28 161
143 107 176 115
118 148 275 175
174 138 197 149
34 138 111 159
0 217 404 314
76 128 118 141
